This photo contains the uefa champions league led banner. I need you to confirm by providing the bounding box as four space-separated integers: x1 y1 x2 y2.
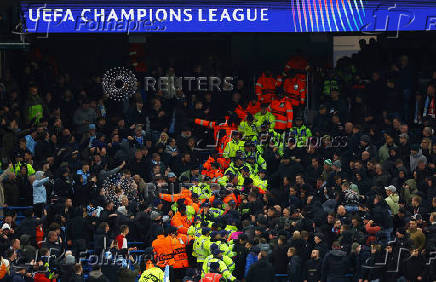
20 0 436 33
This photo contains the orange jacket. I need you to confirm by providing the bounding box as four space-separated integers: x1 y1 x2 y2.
281 76 306 107
202 169 223 182
201 273 223 282
202 157 224 179
235 105 247 121
0 262 7 280
172 233 190 268
268 98 293 130
365 222 381 245
235 101 261 120
160 189 192 205
284 55 308 72
246 101 261 117
256 74 277 104
36 225 44 248
216 157 230 172
192 202 200 214
194 117 237 143
223 193 241 206
171 211 192 234
218 135 231 156
152 235 175 268
195 117 238 155
202 156 216 171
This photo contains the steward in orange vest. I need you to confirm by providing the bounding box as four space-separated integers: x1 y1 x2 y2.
172 232 190 269
160 187 192 205
235 98 261 120
170 204 192 234
283 55 309 74
278 71 306 107
256 70 277 104
195 115 239 157
194 115 239 144
268 92 293 130
152 229 175 268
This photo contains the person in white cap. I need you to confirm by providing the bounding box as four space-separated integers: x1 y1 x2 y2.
385 185 400 216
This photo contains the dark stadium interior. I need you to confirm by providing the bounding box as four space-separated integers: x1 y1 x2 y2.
1 0 436 282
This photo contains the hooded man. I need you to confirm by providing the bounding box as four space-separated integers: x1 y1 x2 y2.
409 144 427 173
321 241 351 282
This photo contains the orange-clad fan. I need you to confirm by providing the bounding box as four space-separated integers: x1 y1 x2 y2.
171 204 192 234
160 187 193 205
152 232 175 268
255 70 277 104
172 232 190 269
235 98 261 120
268 94 294 130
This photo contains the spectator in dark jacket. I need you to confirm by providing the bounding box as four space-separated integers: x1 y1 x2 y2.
16 166 33 206
233 234 249 280
400 248 426 282
15 210 36 242
304 249 322 282
321 241 351 282
245 249 275 282
287 247 303 282
127 99 147 126
148 98 169 141
70 263 85 282
94 222 112 255
67 207 91 258
54 169 74 200
41 231 63 258
271 235 288 276
3 173 19 206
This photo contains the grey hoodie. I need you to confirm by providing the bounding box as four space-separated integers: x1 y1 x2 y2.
33 171 49 204
410 149 427 172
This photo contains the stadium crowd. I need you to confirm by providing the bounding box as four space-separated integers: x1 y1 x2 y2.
0 40 435 282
